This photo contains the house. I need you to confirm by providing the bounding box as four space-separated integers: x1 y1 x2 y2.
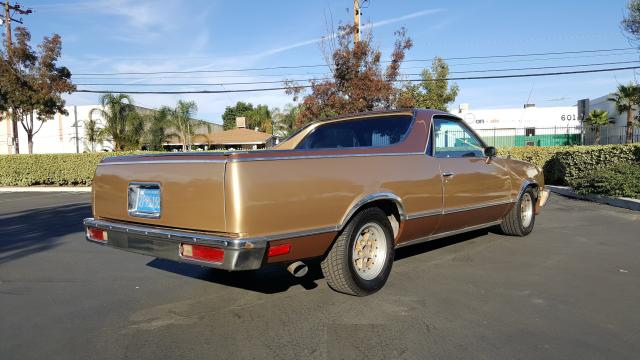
168 117 275 150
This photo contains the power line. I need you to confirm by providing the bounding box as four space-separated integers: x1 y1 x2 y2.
405 47 638 62
73 60 640 87
447 60 639 74
71 47 638 76
74 65 640 94
69 51 640 80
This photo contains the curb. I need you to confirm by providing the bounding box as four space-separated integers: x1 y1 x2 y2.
547 185 640 211
0 186 91 193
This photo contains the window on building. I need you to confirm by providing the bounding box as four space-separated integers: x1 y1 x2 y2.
295 114 412 150
433 117 485 158
525 128 536 136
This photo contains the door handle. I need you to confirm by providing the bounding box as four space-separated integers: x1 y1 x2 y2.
442 172 454 178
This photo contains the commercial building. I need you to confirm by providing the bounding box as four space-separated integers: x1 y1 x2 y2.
456 103 580 147
1 105 107 154
584 94 640 144
0 105 223 154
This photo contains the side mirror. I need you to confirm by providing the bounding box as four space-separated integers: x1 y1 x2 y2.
484 146 497 158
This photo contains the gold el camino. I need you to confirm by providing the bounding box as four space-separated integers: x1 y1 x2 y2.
84 109 549 296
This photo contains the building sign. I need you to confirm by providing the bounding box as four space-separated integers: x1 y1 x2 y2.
458 106 580 130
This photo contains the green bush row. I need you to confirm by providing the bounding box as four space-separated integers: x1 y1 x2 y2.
0 152 151 186
499 144 640 186
572 162 640 199
1 145 639 187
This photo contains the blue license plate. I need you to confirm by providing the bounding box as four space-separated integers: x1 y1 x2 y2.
136 188 161 214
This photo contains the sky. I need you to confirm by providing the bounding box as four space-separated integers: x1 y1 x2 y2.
14 0 640 124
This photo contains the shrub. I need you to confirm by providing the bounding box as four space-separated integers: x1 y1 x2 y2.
499 144 640 185
0 152 154 186
553 145 640 186
2 145 640 187
572 162 640 198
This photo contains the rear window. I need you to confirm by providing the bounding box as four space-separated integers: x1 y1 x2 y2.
295 114 413 150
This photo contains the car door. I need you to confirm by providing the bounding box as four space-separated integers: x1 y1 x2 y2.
432 116 512 234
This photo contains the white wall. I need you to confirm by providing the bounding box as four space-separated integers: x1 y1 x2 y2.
457 105 580 130
0 105 112 154
588 94 636 127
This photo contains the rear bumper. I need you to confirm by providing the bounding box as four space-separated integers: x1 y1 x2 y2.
83 218 266 271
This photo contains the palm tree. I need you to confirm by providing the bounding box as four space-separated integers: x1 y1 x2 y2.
83 118 104 151
144 107 170 151
167 100 198 151
271 104 299 137
584 109 610 145
608 83 640 144
89 93 137 151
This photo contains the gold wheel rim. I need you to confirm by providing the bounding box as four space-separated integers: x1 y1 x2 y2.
352 222 387 280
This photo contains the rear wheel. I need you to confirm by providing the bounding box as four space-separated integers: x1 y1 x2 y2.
321 207 395 296
500 187 536 236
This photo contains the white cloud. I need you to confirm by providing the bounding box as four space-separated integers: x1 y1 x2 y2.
253 8 444 60
63 7 445 122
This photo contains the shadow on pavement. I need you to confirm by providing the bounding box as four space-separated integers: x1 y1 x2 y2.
0 203 91 265
147 228 494 294
147 258 324 294
394 228 492 261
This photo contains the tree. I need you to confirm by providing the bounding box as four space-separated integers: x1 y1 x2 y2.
584 109 610 145
145 107 170 151
167 100 198 151
608 83 639 144
221 101 253 130
90 93 141 151
1 27 75 153
0 69 7 113
72 118 105 152
271 104 300 138
286 25 412 127
246 104 272 133
622 0 640 40
397 57 459 111
1 26 35 154
22 31 75 153
221 101 273 132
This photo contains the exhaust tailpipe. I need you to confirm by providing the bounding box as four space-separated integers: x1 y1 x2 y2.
287 261 308 278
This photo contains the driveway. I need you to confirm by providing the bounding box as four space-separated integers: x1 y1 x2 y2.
1 192 639 359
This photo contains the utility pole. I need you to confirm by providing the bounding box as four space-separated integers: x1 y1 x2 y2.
353 0 360 44
1 1 32 154
73 106 80 153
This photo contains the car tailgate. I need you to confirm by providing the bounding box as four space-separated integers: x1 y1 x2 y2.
92 159 227 233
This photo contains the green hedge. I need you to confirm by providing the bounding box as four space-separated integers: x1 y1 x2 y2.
2 145 640 187
0 152 152 186
572 162 640 199
499 144 640 186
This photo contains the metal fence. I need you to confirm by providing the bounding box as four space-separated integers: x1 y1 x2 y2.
582 125 640 145
461 126 640 148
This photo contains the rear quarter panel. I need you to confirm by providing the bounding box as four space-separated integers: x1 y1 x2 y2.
225 155 442 238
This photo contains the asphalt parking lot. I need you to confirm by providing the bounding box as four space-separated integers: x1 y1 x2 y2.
0 192 639 359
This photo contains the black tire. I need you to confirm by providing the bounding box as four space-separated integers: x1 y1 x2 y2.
321 207 395 296
500 187 536 236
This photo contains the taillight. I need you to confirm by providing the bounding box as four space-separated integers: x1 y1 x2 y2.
87 227 108 242
267 243 291 257
180 244 224 263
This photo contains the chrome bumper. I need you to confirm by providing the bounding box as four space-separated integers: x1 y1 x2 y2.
535 188 550 214
538 188 550 207
83 218 266 271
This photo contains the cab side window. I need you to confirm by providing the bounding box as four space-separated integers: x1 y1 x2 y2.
433 117 484 158
296 115 412 150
